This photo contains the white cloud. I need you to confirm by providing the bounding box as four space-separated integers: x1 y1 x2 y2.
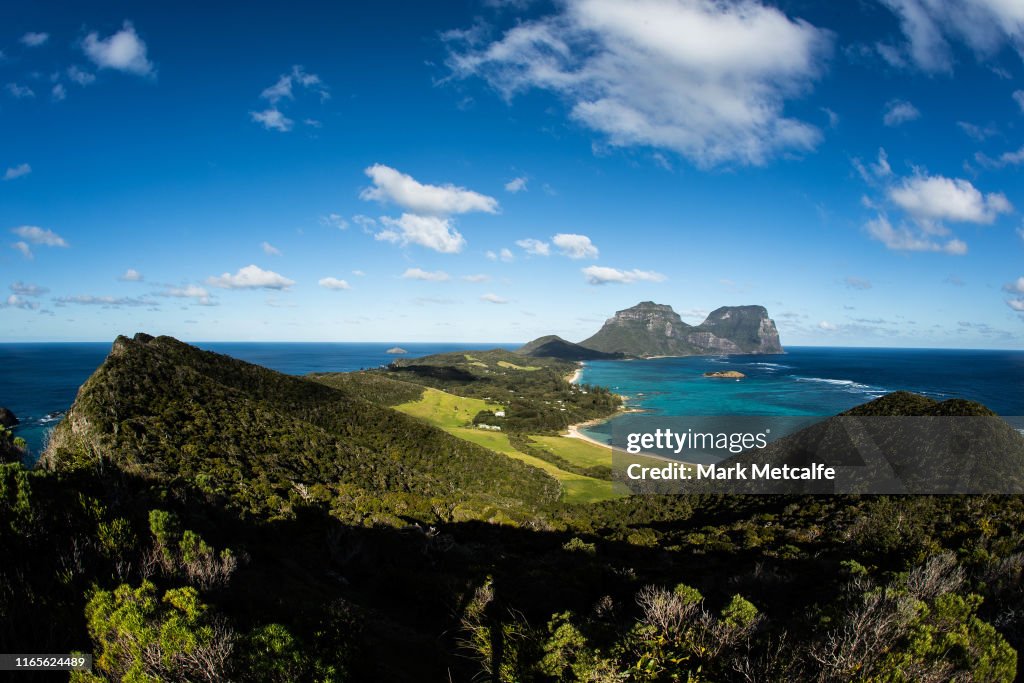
260 65 328 105
361 164 499 215
320 213 348 230
516 238 550 256
119 268 143 282
821 106 839 128
1015 90 1024 112
1004 277 1024 294
21 32 49 47
976 144 1024 169
1007 298 1024 312
12 225 68 247
818 320 837 331
352 270 366 276
462 274 490 282
957 121 997 140
481 293 509 304
51 84 66 101
446 0 832 167
2 295 40 310
864 214 968 254
160 285 213 305
10 282 49 296
250 108 293 132
888 174 1012 225
6 83 35 99
402 268 451 282
56 295 155 307
318 277 351 290
67 66 96 86
3 164 31 181
207 265 295 290
552 233 599 259
582 265 666 285
378 214 466 253
12 242 32 259
875 0 1024 74
486 248 515 262
261 241 282 256
82 22 154 76
505 176 528 193
351 215 377 232
883 99 920 126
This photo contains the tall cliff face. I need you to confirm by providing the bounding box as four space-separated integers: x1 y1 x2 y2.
578 302 783 357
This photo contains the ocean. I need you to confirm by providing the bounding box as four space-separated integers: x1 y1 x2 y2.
578 346 1024 443
2 343 1022 463
0 341 514 461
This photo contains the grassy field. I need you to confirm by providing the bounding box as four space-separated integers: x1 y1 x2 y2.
393 387 619 503
496 360 541 371
530 434 611 470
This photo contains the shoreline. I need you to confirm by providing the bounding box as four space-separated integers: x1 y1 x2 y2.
565 361 584 384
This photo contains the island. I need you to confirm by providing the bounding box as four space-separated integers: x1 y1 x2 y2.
519 301 783 359
385 346 408 354
704 370 746 378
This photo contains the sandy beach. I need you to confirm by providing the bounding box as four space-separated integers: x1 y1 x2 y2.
565 362 584 384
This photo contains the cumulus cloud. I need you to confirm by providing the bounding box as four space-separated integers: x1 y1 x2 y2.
12 225 68 246
2 295 40 310
883 99 920 126
486 248 515 262
261 65 328 104
261 241 282 256
6 83 35 99
159 285 214 305
10 282 48 297
402 268 451 282
377 214 466 253
481 293 509 304
874 0 1024 74
552 233 599 259
21 32 49 47
10 226 69 258
957 121 997 141
505 176 528 193
462 274 490 282
865 214 967 254
119 268 143 282
51 84 66 102
446 0 832 167
888 174 1012 225
361 164 498 215
582 265 666 285
250 108 293 132
82 22 154 76
515 238 550 256
318 277 351 290
320 213 348 230
67 66 96 86
3 164 31 181
207 265 295 290
818 321 837 331
975 144 1024 169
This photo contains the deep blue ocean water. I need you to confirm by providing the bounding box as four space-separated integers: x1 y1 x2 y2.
2 343 1022 463
0 341 514 460
579 347 1024 443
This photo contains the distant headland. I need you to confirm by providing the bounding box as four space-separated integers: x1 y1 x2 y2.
519 301 783 359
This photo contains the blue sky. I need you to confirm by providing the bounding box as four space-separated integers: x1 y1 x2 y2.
2 0 1024 347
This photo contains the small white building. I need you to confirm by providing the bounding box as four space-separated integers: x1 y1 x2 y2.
494 410 506 417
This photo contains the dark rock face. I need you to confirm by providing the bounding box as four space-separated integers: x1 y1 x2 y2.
578 302 783 357
0 407 18 428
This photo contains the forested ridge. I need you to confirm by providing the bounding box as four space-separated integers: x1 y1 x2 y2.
1 334 1022 681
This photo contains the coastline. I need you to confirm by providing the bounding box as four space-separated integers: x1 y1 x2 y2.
565 361 584 384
